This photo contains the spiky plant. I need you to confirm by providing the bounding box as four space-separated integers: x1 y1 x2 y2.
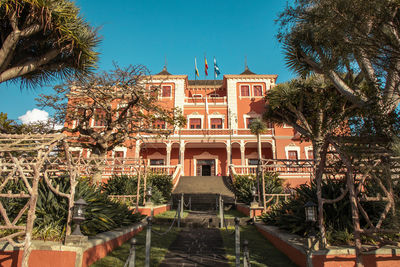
0 0 100 88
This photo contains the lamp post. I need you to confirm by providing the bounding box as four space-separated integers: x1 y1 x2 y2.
71 198 87 236
304 200 318 267
304 201 317 223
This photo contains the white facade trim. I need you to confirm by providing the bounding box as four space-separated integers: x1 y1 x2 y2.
187 114 205 129
208 114 225 129
112 146 128 158
285 144 301 159
193 151 218 176
305 146 313 159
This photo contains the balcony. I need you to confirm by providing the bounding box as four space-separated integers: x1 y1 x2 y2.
184 96 227 105
178 128 273 136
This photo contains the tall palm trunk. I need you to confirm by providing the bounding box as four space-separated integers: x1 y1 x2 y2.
257 133 262 203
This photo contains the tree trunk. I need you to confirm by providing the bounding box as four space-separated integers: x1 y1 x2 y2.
257 133 262 203
313 139 328 248
92 151 107 185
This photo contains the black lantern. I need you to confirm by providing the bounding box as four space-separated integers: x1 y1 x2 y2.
304 201 317 222
72 198 87 236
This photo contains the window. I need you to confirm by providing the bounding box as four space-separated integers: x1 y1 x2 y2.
210 93 219 98
253 85 263 96
189 118 201 129
307 149 314 159
162 86 171 97
192 94 202 98
153 120 166 129
246 118 255 129
94 109 106 127
248 159 259 165
210 118 223 129
71 151 80 158
150 159 164 166
114 151 124 158
288 150 298 160
241 85 250 97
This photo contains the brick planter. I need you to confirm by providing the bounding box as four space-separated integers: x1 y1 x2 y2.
137 203 171 216
0 221 145 267
236 203 263 218
255 223 400 267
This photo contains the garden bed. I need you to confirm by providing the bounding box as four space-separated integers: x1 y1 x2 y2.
255 223 400 267
0 221 145 267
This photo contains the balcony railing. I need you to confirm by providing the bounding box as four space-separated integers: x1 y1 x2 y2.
231 159 315 177
178 128 273 136
184 96 227 104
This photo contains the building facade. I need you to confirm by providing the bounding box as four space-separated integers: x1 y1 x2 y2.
68 67 313 187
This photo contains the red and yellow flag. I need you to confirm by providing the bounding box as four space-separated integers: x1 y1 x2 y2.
205 57 208 76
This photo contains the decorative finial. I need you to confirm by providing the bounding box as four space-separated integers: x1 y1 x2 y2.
245 56 248 71
163 55 168 71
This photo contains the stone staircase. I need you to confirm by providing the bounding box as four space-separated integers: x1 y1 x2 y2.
172 176 235 210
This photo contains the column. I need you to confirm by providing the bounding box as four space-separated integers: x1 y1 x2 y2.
226 142 231 175
240 140 245 166
226 141 231 165
179 140 185 169
135 140 141 159
166 142 172 166
272 139 277 159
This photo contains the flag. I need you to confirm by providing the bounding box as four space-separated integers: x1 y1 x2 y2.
205 95 209 114
214 57 221 78
205 57 208 76
195 57 199 77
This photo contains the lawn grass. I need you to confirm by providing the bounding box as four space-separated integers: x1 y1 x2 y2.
220 225 296 267
154 209 188 219
218 209 247 219
90 225 180 267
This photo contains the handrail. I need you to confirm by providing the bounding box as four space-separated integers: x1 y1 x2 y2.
172 164 182 190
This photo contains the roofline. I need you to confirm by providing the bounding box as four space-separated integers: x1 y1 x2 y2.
224 74 278 79
150 75 188 79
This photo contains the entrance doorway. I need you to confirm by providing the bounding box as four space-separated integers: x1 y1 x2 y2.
196 159 215 176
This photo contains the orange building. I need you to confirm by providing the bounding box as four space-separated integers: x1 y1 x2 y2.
68 66 313 187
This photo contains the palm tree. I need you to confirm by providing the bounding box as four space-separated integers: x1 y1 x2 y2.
249 118 267 204
0 0 100 88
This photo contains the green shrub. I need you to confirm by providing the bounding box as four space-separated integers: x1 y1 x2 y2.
101 173 173 205
233 172 284 204
0 176 143 240
261 178 351 238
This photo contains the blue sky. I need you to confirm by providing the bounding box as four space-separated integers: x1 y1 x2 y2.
0 0 295 121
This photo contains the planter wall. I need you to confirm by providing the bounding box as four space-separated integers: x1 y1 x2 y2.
0 221 144 267
137 203 171 216
236 203 263 218
255 223 400 267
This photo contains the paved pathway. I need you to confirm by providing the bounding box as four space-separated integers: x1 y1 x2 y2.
159 228 230 267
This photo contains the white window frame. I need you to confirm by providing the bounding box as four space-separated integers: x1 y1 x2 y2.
112 146 127 158
147 152 166 166
208 114 225 129
305 146 313 160
160 85 173 99
187 114 204 129
239 84 251 98
243 114 261 129
252 84 264 98
285 145 301 160
193 152 219 176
